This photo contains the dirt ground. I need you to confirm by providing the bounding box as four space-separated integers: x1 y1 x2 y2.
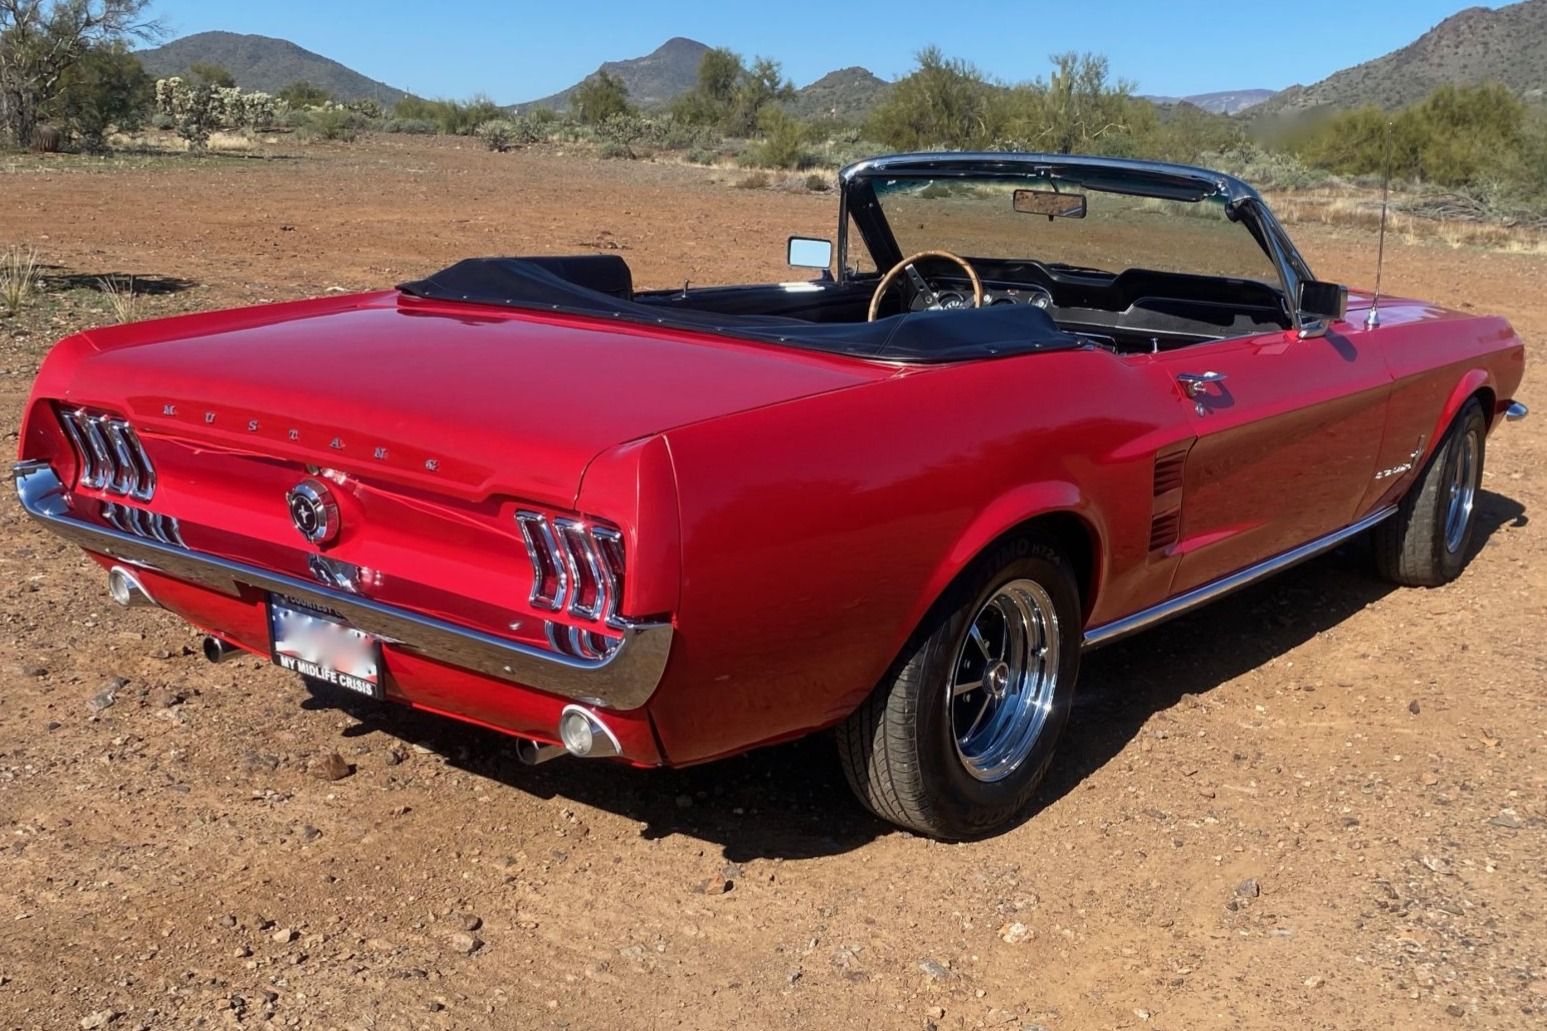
1 135 1543 1031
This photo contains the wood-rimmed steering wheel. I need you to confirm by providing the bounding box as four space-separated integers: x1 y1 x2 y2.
867 249 985 322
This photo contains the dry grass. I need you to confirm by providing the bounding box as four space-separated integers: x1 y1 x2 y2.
0 245 41 315
98 275 139 323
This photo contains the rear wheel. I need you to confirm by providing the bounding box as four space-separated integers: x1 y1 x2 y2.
1375 398 1487 587
836 535 1081 840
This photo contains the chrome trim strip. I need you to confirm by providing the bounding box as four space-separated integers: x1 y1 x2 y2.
1505 401 1528 422
1082 505 1398 649
13 461 673 710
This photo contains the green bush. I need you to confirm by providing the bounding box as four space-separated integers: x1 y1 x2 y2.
574 70 631 124
299 105 366 142
382 117 436 134
48 44 153 151
753 106 813 169
1289 83 1547 196
477 119 517 152
391 95 503 136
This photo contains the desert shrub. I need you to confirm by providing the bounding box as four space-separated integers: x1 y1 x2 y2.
47 43 153 151
660 117 718 151
278 81 332 109
672 49 793 136
1290 83 1547 195
684 146 718 165
735 170 770 189
805 173 831 191
753 106 813 168
599 140 634 159
574 70 632 124
1208 143 1329 190
382 117 435 134
298 105 366 142
392 95 502 135
149 111 172 130
1 246 42 316
99 275 138 322
866 46 994 150
477 119 517 152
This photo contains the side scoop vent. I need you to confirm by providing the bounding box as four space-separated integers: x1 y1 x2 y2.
1153 450 1187 497
1148 442 1192 554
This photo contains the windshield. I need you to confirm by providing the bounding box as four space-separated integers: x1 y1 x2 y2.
866 175 1282 286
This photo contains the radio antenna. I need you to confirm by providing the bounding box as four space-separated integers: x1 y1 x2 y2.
1366 123 1393 331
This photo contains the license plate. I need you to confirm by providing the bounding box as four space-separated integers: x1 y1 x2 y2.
268 595 383 699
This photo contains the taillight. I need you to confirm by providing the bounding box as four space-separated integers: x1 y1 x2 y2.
55 406 156 501
515 511 626 625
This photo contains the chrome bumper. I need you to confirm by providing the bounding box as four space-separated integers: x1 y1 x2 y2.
12 461 672 710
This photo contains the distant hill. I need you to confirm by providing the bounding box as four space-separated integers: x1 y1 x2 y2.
789 67 892 123
518 36 710 112
1254 0 1547 116
1143 89 1274 115
134 31 414 104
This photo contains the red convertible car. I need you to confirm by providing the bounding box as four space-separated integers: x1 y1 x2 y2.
14 153 1528 838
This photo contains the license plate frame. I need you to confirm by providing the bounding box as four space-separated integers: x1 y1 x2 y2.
267 594 384 700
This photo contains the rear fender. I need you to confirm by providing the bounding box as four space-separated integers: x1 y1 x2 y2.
901 480 1102 639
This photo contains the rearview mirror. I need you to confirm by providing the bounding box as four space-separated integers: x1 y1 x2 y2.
787 236 833 271
1298 279 1348 321
1014 189 1087 220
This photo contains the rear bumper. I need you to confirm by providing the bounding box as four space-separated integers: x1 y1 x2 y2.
12 461 674 714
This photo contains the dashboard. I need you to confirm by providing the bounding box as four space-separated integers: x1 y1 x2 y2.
924 281 1055 311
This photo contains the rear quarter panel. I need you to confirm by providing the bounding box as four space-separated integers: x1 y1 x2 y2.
648 346 1193 764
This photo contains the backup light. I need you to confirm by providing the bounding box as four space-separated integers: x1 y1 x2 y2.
557 705 621 759
559 709 594 755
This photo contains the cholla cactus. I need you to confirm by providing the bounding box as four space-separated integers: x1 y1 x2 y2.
155 78 284 132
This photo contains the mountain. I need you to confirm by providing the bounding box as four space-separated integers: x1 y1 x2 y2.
518 36 710 112
134 31 414 104
1143 89 1274 115
1254 0 1547 116
789 67 892 122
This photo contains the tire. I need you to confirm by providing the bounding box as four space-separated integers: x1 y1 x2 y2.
1374 398 1487 587
836 534 1081 840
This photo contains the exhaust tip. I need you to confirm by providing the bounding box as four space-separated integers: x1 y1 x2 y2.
107 565 154 608
515 739 566 766
557 705 621 759
201 635 239 664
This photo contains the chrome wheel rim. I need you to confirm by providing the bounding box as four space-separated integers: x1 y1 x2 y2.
948 578 1060 782
1443 428 1480 554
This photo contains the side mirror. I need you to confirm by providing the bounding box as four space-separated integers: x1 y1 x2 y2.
787 236 833 272
1298 279 1348 321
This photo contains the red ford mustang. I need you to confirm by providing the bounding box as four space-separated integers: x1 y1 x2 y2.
14 153 1528 838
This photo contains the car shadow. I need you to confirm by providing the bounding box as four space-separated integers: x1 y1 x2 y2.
304 490 1525 861
40 268 197 296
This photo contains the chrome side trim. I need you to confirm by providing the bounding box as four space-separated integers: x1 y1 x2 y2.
1082 505 1398 649
1505 401 1528 422
13 461 673 710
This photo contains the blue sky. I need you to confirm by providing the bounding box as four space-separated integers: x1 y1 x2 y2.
146 0 1495 103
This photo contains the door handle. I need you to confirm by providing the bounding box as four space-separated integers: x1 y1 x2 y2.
1177 371 1227 398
